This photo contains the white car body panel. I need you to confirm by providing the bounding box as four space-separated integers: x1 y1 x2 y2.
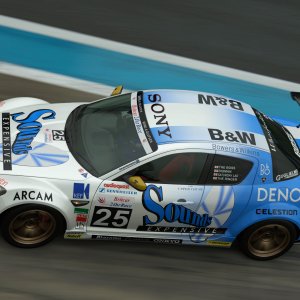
0 91 273 247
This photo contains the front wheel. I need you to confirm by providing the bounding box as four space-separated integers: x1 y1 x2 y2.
239 220 297 260
1 204 64 248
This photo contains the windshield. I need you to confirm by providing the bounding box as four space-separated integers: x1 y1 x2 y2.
254 108 300 182
65 94 146 177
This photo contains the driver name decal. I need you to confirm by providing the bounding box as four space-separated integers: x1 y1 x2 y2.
12 109 56 155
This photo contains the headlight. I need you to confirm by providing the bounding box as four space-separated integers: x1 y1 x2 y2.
0 186 7 196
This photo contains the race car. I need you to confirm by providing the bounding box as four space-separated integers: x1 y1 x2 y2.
0 88 300 260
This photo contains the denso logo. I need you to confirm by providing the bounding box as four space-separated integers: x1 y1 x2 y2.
257 188 300 203
142 185 212 227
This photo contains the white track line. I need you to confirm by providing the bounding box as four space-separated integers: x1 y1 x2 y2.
0 62 128 96
1 14 300 92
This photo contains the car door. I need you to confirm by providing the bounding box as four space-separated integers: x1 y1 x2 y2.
87 150 212 242
187 152 258 244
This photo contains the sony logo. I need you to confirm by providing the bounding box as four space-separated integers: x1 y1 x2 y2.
148 94 172 139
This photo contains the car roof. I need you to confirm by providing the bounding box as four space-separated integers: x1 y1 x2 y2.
141 90 269 152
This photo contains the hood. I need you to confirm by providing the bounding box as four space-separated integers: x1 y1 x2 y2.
0 102 92 180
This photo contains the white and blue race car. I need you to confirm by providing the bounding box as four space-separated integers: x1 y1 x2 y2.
0 89 300 260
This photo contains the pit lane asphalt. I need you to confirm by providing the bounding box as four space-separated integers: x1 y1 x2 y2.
1 75 300 300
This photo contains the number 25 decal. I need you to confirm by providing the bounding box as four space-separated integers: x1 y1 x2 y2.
91 207 132 228
52 130 65 141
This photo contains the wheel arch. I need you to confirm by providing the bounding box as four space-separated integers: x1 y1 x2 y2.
0 203 67 233
236 218 300 239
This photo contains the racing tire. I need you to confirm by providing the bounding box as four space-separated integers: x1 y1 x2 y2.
1 204 65 248
239 220 297 260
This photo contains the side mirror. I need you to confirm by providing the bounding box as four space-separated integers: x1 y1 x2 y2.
111 85 123 96
124 176 147 191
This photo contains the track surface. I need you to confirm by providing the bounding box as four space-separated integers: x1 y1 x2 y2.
1 235 300 300
1 0 300 83
1 1 300 299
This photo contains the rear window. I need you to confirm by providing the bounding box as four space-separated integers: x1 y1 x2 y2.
254 109 300 182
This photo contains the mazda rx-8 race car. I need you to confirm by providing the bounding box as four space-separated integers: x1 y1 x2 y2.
0 89 300 260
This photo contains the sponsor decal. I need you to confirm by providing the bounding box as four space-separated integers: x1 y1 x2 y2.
198 94 244 111
75 222 86 230
99 188 106 193
64 233 83 239
110 202 132 208
11 109 56 155
110 196 133 208
113 196 132 203
98 197 106 204
276 169 298 182
177 186 203 192
2 113 12 170
260 163 271 176
142 185 212 227
13 191 53 201
282 127 300 158
74 208 89 214
254 110 276 152
189 186 234 243
91 235 182 244
207 240 232 247
104 183 129 189
91 207 132 228
256 208 298 215
132 104 143 135
0 178 8 186
137 92 157 151
76 214 87 222
73 183 90 199
208 128 256 145
78 168 88 178
212 143 260 156
131 93 157 154
44 129 52 143
52 130 65 141
106 189 137 195
257 187 300 202
147 93 172 139
137 226 225 234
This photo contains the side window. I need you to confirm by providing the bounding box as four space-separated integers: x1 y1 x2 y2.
206 154 253 185
121 153 208 185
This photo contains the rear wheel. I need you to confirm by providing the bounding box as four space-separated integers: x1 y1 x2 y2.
1 205 64 248
239 220 297 260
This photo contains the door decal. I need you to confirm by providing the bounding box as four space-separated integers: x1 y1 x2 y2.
190 186 234 243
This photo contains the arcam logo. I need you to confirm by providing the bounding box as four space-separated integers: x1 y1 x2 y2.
13 191 53 201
